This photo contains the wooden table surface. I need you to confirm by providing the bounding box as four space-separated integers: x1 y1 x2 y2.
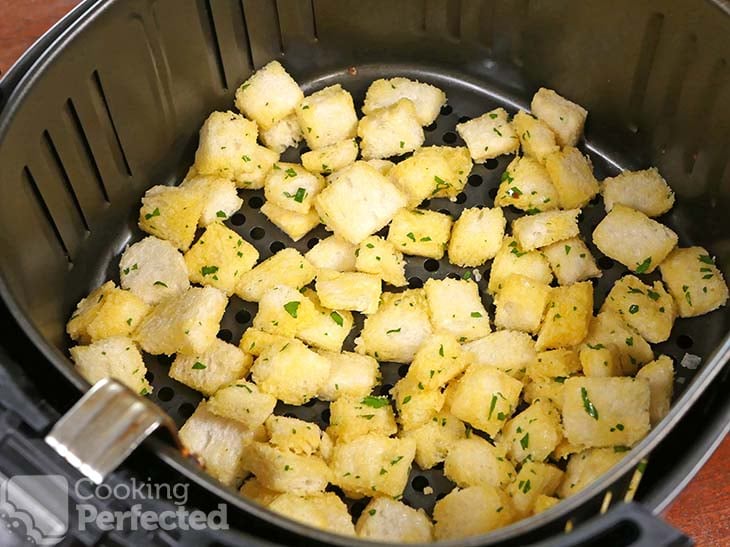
1 1 728 545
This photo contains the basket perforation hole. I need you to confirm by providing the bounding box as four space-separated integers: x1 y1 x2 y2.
270 241 285 253
458 116 470 123
411 475 430 493
488 187 498 200
178 402 195 419
485 159 499 170
440 105 453 116
307 237 320 249
376 383 394 396
235 310 252 324
408 276 424 289
248 196 264 209
442 132 457 144
398 365 409 378
446 273 461 280
157 387 174 402
320 408 331 423
598 256 615 270
421 199 431 208
677 335 693 349
424 259 440 272
218 329 233 343
468 174 483 187
455 192 467 204
425 123 437 132
250 227 265 240
230 213 246 226
145 371 154 382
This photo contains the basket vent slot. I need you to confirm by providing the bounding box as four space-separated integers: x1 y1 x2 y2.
23 167 71 264
628 12 665 131
65 99 109 203
202 0 228 90
90 71 132 177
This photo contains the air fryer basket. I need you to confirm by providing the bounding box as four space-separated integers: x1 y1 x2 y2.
0 0 729 545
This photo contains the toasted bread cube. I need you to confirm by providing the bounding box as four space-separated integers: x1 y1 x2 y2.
593 205 678 274
558 448 625 498
250 339 330 405
391 376 445 431
464 330 536 379
424 278 491 342
301 139 359 175
536 282 593 351
526 348 582 383
409 334 471 389
239 477 280 506
365 159 396 175
512 110 559 163
507 462 564 516
602 167 675 217
495 157 559 213
169 339 252 396
356 497 433 543
119 237 190 305
305 235 357 273
355 235 407 287
315 270 382 314
448 207 506 267
533 495 560 515
296 289 354 352
531 87 587 147
501 400 562 463
494 274 550 334
401 412 466 469
243 441 331 495
239 328 291 356
563 377 651 448
358 99 424 159
356 289 433 363
659 247 729 317
512 209 581 251
450 366 523 436
70 337 151 395
431 146 473 199
235 61 303 130
444 437 515 489
205 380 276 429
185 223 259 294
179 402 260 486
252 285 317 337
523 380 567 411
138 185 204 251
542 236 601 285
261 201 320 242
584 311 654 375
579 343 623 377
636 355 674 426
259 114 302 153
264 162 324 214
488 236 553 294
317 351 379 401
433 486 516 540
67 282 150 344
388 209 452 259
297 84 358 149
265 416 322 455
331 434 416 498
135 287 227 355
328 395 397 443
315 162 407 244
545 147 600 209
551 439 585 461
236 248 315 302
456 108 519 162
234 144 280 190
389 146 469 207
363 77 446 126
268 492 355 536
193 111 259 182
180 174 243 226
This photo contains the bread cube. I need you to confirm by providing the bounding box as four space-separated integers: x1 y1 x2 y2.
391 376 445 431
315 270 382 314
264 162 324 214
239 477 280 506
506 462 564 516
593 205 678 274
558 448 625 498
444 437 515 489
305 235 357 273
119 236 190 305
135 287 227 355
530 87 587 147
265 416 322 456
365 159 396 175
526 348 582 383
424 278 490 342
494 274 551 334
533 495 560 515
235 248 315 302
488 236 553 294
450 366 523 436
636 355 674 426
523 381 567 411
250 338 330 405
456 108 519 162
296 288 354 352
235 61 303 130
501 400 562 463
301 139 359 175
328 395 397 443
70 336 151 395
388 209 452 259
433 486 515 540
356 289 433 363
542 236 601 285
579 343 623 377
356 497 433 543
205 380 276 430
297 84 358 149
138 185 204 251
252 285 317 337
464 330 536 378
602 167 675 217
234 145 280 190
239 328 291 356
562 376 651 448
193 111 259 182
268 492 355 536
169 339 252 396
389 146 469 207
584 311 654 375
243 441 331 495
659 246 729 317
431 146 473 199
512 110 559 163
355 235 407 287
363 77 446 126
448 207 506 267
545 147 600 209
331 434 416 498
358 99 424 159
536 282 593 351
315 162 407 244
408 334 471 389
512 208 581 251
260 201 320 242
180 174 243 226
401 412 466 469
495 157 559 213
317 351 379 401
259 114 302 153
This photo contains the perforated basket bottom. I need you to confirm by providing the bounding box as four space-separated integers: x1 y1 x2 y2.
133 65 725 517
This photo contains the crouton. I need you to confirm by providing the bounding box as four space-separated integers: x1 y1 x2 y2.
456 108 519 162
328 395 397 443
169 339 252 396
433 486 515 540
355 235 408 287
138 185 204 251
530 87 587 147
315 270 382 314
355 497 433 543
119 236 190 305
297 84 358 149
511 110 559 163
602 167 675 217
387 209 453 259
545 147 600 209
401 412 466 469
363 77 446 125
495 157 559 213
264 163 325 214
358 99 425 159
69 336 151 395
494 274 551 334
236 248 315 302
444 437 515 489
536 282 593 350
317 351 380 402
463 330 536 379
301 139 359 175
235 61 303 130
488 236 553 294
259 114 302 153
243 441 331 495
424 278 491 342
512 208 581 251
252 285 318 337
448 207 506 267
636 355 674 426
542 236 601 285
305 235 357 273
206 380 276 430
180 174 243 226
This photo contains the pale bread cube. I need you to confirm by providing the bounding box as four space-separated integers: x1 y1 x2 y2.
264 162 324 214
268 492 355 536
305 235 357 273
119 236 190 305
408 334 471 390
431 146 473 199
331 434 416 498
180 174 243 226
401 412 466 469
69 336 151 395
356 497 433 543
389 146 469 207
494 274 550 334
558 448 625 498
463 330 536 378
536 281 593 351
488 236 553 294
551 439 585 461
358 99 425 159
542 236 601 285
239 477 280 506
314 162 407 244
355 235 407 287
523 381 567 412
138 185 204 251
265 416 322 455
545 147 600 209
205 380 276 429
297 84 358 149
252 285 317 337
328 395 397 443
259 114 302 153
169 339 252 396
562 376 651 448
433 486 515 540
533 495 560 515
424 278 490 342
315 270 382 314
448 206 506 267
387 209 452 259
444 437 515 489
239 328 291 356
235 145 280 190
506 462 564 516
527 348 581 381
355 289 433 363
261 201 320 242
579 343 623 377
530 87 587 147
184 223 259 294
391 376 445 431
296 288 354 353
636 355 674 426
135 287 227 355
583 311 654 374
235 61 303 130
512 208 581 251
235 248 315 302
501 400 562 463
250 338 330 405
193 111 259 182
602 167 675 217
592 205 678 274
659 246 729 317
301 139 359 175
495 157 558 213
456 108 519 162
512 110 559 163
365 159 396 175
363 77 446 125
317 351 379 402
243 441 331 495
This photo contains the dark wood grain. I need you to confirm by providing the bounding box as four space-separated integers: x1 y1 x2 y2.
1 1 728 545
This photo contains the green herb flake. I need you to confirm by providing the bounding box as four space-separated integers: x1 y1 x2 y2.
330 311 344 326
144 207 161 220
587 343 605 350
634 257 652 274
241 155 251 162
368 509 377 516
361 396 389 409
386 328 401 334
501 171 514 184
406 232 416 242
439 344 445 357
614 445 630 453
698 254 714 265
581 387 599 420
201 265 219 276
399 140 405 149
192 362 206 370
520 432 530 450
471 311 483 318
488 394 498 420
625 336 634 347
565 244 572 255
402 395 412 405
646 289 660 301
493 127 503 137
285 167 297 178
216 210 227 218
126 317 133 326
284 301 300 318
390 456 404 466
628 304 640 314
153 280 168 287
462 271 472 280
489 112 498 119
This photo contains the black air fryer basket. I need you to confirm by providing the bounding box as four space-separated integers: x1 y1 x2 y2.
0 0 729 546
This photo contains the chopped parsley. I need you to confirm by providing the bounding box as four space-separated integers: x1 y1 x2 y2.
216 210 227 218
201 265 219 276
285 167 297 178
520 432 530 450
283 301 300 318
634 257 652 274
628 304 640 314
488 394 498 420
565 244 572 255
361 396 389 409
406 232 416 242
153 280 168 287
471 311 483 318
581 387 599 420
386 328 401 334
283 187 307 203
144 207 160 220
192 362 206 370
330 311 344 326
